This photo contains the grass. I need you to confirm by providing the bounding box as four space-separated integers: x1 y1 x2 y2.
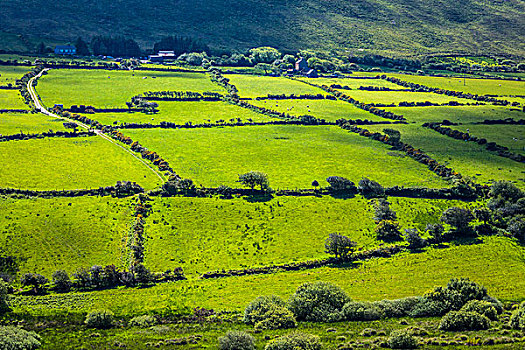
123 125 449 189
298 77 409 90
250 98 386 122
0 112 66 135
0 90 29 110
144 196 475 277
387 73 525 96
0 65 32 86
224 74 326 98
383 105 524 124
0 136 161 190
365 124 525 187
9 236 524 317
37 69 223 108
86 101 270 126
340 90 465 105
0 196 133 276
449 124 525 155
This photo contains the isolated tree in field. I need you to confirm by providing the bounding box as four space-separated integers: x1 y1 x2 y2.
374 198 397 222
325 233 357 260
383 128 401 144
312 180 320 190
20 273 48 294
441 207 474 234
326 176 356 191
238 171 270 191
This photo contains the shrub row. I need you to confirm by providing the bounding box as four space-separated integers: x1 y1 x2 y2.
139 90 224 101
18 64 45 109
0 181 144 198
477 118 525 125
54 108 106 130
254 93 335 101
0 130 95 142
115 119 336 130
235 99 328 124
66 105 143 113
423 122 524 163
384 76 512 105
127 194 151 266
0 109 30 113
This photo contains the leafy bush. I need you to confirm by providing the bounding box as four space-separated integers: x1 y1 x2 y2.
0 279 8 313
0 326 41 349
218 330 255 350
288 281 350 322
509 302 525 330
244 295 286 324
375 220 402 241
441 207 474 233
129 315 157 328
439 310 490 331
51 270 71 292
264 332 322 350
461 300 498 321
387 329 418 349
342 301 384 321
20 273 48 293
358 178 385 198
254 305 297 331
238 171 270 191
507 217 525 240
408 297 448 317
326 176 356 191
375 297 421 318
404 229 427 249
324 233 356 260
424 278 488 312
373 199 397 222
426 223 445 243
84 309 115 329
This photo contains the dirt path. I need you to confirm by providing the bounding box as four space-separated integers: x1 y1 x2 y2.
27 69 167 184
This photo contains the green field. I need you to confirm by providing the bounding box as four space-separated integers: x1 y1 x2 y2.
250 98 385 121
387 73 525 96
384 105 523 124
0 136 161 190
86 101 271 126
0 112 66 135
340 90 465 105
37 69 223 108
0 65 31 86
0 89 29 109
224 74 326 98
298 77 409 90
449 124 525 155
124 125 449 189
365 124 525 187
0 196 133 276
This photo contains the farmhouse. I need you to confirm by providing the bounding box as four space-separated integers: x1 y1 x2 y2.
54 45 76 55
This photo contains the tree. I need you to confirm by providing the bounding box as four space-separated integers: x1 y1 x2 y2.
358 178 385 198
441 207 474 234
373 198 397 222
36 42 46 55
249 47 281 64
51 270 71 292
238 171 270 191
326 176 356 191
325 233 357 260
375 220 402 241
75 37 91 56
311 180 320 190
404 228 427 249
254 63 275 75
20 273 48 294
132 263 153 285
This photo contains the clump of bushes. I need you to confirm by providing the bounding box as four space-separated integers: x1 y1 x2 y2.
358 178 385 198
461 300 498 321
265 332 322 350
254 306 297 331
439 310 490 331
387 329 418 349
0 326 41 350
342 301 384 321
244 295 286 324
509 302 525 330
218 330 255 350
288 281 351 322
129 315 158 328
84 309 115 329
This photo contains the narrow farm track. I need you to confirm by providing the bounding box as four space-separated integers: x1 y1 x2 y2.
27 69 167 183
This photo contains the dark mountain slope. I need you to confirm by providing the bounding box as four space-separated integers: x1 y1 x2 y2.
0 0 523 56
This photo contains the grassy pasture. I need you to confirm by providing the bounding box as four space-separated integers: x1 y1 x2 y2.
0 112 66 135
37 69 223 108
0 196 132 276
298 77 409 90
250 98 385 122
0 137 161 190
86 101 270 126
0 89 29 109
0 65 31 86
449 124 525 155
365 124 525 187
123 125 449 189
224 74 326 98
387 73 525 96
384 105 524 124
144 196 476 277
341 90 465 105
10 236 524 317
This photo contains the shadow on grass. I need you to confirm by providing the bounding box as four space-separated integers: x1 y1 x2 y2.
329 192 356 200
242 193 274 203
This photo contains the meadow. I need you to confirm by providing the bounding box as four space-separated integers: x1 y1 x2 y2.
0 136 161 190
0 65 31 86
86 101 270 126
224 74 326 98
0 196 133 276
0 112 66 135
37 69 223 108
386 73 525 97
250 98 386 121
123 125 449 189
448 124 525 154
0 89 29 109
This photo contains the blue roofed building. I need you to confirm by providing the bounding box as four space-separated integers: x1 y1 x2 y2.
54 45 77 55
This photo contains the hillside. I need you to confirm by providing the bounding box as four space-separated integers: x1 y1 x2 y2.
0 0 524 56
